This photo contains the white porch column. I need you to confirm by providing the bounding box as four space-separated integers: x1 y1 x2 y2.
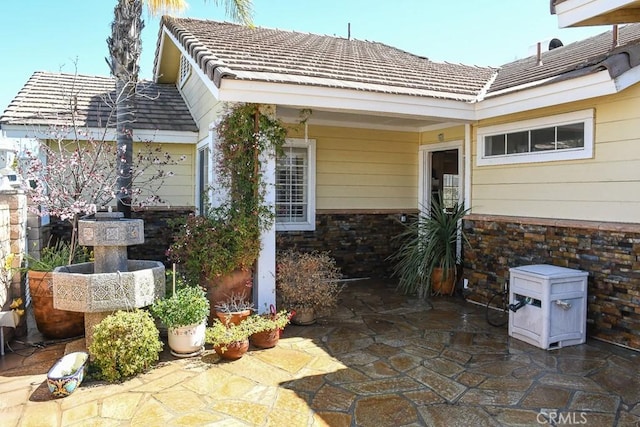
254 146 276 314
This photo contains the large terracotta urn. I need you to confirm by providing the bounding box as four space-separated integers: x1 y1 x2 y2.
28 271 84 339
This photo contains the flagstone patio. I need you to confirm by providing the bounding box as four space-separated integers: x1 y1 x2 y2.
1 279 639 426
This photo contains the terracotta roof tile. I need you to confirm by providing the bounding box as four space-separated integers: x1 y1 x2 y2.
159 17 497 102
0 72 198 132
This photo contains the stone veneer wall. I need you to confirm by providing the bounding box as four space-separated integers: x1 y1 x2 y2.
463 214 640 351
276 212 408 279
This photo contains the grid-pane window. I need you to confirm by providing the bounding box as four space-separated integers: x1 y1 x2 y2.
477 110 593 166
276 146 308 224
179 55 191 88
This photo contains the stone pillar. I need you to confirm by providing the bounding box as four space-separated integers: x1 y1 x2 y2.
0 190 27 337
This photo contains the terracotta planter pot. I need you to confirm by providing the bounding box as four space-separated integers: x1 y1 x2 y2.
168 322 206 357
203 269 252 325
431 267 456 296
250 329 280 349
291 307 316 325
215 309 252 326
213 339 250 360
28 271 84 339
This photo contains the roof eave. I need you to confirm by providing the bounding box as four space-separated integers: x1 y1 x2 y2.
1 124 198 144
217 79 477 122
553 0 640 28
475 70 622 119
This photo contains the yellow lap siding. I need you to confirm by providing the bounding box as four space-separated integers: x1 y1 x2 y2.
472 84 640 223
288 124 419 210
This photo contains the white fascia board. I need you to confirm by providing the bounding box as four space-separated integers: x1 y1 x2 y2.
614 63 640 91
161 26 221 100
475 71 617 120
555 0 634 27
1 125 198 144
218 79 477 122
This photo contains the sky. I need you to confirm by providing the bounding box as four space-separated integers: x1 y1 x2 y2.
0 0 611 113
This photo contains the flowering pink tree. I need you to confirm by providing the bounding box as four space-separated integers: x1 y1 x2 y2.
20 125 184 264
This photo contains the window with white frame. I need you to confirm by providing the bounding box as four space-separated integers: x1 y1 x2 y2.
477 109 594 166
178 55 191 88
276 138 315 231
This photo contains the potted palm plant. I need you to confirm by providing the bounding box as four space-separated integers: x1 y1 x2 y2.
276 250 343 325
390 194 469 299
150 285 210 357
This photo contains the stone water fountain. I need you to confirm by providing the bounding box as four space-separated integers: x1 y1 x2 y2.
52 212 165 348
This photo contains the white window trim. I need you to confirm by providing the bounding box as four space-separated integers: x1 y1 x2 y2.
178 55 191 88
476 109 594 166
276 138 316 232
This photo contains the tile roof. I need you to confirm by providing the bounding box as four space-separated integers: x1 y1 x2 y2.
487 24 640 96
0 71 198 132
160 17 640 103
158 17 497 102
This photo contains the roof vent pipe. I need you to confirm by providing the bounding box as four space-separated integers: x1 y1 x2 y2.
612 24 619 49
348 22 351 40
537 42 543 66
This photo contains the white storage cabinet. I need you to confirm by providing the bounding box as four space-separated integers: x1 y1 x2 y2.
508 264 588 350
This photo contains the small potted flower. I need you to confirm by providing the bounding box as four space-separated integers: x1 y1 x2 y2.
150 285 210 357
276 250 343 325
214 291 255 326
205 318 258 360
249 307 293 349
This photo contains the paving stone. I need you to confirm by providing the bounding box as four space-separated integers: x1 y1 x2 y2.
569 391 620 413
365 342 401 358
152 388 206 413
274 388 311 415
479 376 534 392
617 411 640 426
441 348 472 365
591 366 640 405
388 353 422 372
0 387 31 410
311 384 356 411
458 388 524 406
312 411 352 427
266 409 310 427
0 404 23 427
61 400 99 425
557 357 607 375
324 368 370 384
403 389 445 405
249 347 314 374
422 357 464 378
539 373 604 392
407 366 467 402
343 377 422 395
338 350 379 366
354 395 418 427
101 393 144 420
130 397 174 426
20 401 60 427
456 371 486 387
357 360 398 379
418 404 499 426
132 369 197 393
520 385 572 408
491 408 549 426
209 400 270 425
171 411 227 426
220 353 295 386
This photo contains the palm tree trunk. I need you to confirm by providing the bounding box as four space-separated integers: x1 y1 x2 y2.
108 0 144 217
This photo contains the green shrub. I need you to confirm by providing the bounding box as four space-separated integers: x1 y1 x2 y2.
89 310 163 382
